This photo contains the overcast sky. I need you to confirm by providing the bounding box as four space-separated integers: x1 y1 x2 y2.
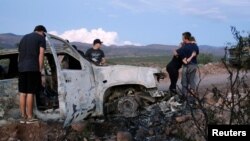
1 0 249 46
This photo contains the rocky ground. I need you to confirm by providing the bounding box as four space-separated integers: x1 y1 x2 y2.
0 105 199 141
0 62 249 141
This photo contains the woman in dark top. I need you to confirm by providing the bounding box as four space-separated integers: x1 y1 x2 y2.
166 49 183 94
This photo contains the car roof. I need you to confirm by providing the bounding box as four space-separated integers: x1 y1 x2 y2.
0 34 71 56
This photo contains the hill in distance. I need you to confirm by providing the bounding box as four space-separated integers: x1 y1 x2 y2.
0 33 225 57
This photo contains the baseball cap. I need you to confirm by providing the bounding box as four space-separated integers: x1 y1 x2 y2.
93 39 103 45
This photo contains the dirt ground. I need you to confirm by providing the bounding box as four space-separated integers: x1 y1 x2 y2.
0 62 249 141
0 122 66 141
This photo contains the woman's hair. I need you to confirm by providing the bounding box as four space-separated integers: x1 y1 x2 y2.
190 36 196 42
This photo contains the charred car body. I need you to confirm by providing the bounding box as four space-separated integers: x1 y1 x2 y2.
0 34 171 127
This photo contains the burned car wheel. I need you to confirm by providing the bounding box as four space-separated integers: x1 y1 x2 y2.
117 96 139 117
104 86 170 119
104 86 147 117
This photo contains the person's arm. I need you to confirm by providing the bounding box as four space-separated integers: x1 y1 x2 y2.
173 49 178 56
39 47 45 72
176 47 187 64
101 58 106 65
100 50 106 65
182 57 188 64
191 41 196 44
39 38 46 72
186 51 196 63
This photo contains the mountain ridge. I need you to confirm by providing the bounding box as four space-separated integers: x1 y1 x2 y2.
0 33 225 57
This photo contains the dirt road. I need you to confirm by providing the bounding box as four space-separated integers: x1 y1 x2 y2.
159 66 250 92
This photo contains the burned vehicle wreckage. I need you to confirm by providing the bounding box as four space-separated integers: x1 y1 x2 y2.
0 34 181 127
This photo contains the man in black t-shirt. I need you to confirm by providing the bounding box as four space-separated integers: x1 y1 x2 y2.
85 39 106 66
18 25 47 124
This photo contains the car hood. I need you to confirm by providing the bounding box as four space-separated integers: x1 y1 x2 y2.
93 65 161 88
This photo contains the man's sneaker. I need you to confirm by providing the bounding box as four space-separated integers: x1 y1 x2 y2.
26 117 38 124
20 117 26 124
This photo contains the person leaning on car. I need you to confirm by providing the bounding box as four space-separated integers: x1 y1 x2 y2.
18 25 47 124
85 39 106 66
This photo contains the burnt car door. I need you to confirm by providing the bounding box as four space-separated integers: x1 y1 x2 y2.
46 34 96 127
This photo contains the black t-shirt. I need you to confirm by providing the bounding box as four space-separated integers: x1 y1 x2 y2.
176 43 199 64
167 55 183 69
85 48 105 64
18 32 46 72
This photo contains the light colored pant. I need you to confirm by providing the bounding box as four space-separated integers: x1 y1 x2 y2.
181 64 197 96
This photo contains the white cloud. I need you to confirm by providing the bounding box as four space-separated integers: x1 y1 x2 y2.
49 28 139 46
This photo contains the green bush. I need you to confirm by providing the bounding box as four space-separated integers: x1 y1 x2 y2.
198 53 214 64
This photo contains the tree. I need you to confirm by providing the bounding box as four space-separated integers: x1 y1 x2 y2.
180 27 250 141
